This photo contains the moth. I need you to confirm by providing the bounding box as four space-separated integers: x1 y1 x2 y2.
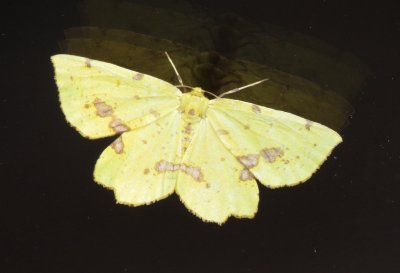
51 53 342 224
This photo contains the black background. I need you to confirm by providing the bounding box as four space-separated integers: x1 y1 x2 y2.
2 0 400 272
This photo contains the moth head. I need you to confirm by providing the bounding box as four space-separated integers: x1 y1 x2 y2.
189 87 205 97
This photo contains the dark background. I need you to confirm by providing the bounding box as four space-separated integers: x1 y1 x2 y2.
2 0 400 272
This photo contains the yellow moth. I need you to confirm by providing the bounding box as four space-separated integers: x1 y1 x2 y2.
51 53 342 224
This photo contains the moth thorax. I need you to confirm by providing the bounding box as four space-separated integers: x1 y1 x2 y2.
180 88 209 119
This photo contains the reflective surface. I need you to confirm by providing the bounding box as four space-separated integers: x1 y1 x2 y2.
3 1 399 272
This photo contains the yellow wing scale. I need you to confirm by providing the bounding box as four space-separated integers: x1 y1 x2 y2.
51 54 181 138
208 98 342 188
94 112 182 205
176 119 259 224
52 54 342 224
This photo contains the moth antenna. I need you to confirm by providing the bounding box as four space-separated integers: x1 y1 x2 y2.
202 90 219 99
218 79 269 98
165 51 184 87
175 84 194 89
175 84 219 98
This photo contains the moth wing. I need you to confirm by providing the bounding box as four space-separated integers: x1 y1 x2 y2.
208 98 342 188
51 54 181 139
175 119 259 224
94 112 182 205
